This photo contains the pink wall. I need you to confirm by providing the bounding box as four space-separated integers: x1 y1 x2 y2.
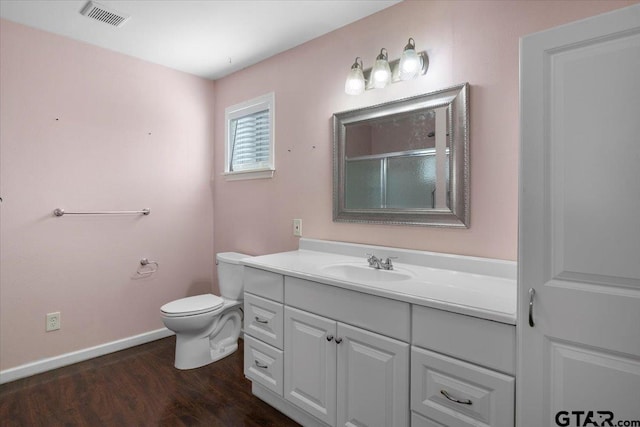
1 0 636 373
0 20 215 370
212 0 636 263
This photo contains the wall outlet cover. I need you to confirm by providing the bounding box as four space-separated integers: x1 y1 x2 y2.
293 219 302 237
46 312 61 332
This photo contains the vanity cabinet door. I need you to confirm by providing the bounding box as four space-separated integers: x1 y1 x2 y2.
284 306 337 426
337 323 410 427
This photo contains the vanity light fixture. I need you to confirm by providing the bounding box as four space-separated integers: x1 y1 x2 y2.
371 48 392 89
344 37 429 95
398 38 422 80
344 57 365 95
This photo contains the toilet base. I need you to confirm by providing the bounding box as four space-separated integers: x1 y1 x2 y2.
210 342 238 364
173 308 242 370
174 337 239 370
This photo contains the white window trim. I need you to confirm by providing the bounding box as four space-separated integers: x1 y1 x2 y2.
224 92 275 181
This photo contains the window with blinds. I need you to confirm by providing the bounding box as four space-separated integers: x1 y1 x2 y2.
224 93 275 180
229 109 270 171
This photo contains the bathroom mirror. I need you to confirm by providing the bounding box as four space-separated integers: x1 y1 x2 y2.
333 83 469 227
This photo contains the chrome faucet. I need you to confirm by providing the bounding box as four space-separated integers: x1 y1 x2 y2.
367 254 396 270
381 257 396 270
367 254 383 269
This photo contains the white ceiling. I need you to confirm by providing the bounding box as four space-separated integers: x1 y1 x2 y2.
0 0 399 80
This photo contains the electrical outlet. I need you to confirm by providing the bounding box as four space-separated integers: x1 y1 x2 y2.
293 219 302 237
46 312 61 332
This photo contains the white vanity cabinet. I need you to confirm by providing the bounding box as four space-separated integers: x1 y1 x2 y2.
411 306 515 427
284 277 411 427
241 243 517 427
245 293 283 348
283 306 337 424
337 322 409 427
243 267 285 397
284 306 410 427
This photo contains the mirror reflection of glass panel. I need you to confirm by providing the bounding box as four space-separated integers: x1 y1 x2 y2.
345 159 383 209
387 153 449 209
344 106 450 210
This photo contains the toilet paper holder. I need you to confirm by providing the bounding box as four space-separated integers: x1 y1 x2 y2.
137 258 159 276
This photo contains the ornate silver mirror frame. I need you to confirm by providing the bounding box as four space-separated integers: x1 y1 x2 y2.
332 83 469 227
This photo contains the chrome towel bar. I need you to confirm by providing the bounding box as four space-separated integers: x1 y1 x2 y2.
53 208 150 217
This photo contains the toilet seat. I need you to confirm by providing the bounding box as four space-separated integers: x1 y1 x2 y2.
161 294 224 317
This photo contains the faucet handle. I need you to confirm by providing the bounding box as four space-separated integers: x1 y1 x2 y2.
366 253 380 268
382 256 397 270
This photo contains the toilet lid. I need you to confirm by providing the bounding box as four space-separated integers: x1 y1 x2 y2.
161 294 224 316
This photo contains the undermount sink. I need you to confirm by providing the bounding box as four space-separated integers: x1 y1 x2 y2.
320 263 414 282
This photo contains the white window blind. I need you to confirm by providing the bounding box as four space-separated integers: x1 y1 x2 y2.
224 92 275 180
229 109 270 172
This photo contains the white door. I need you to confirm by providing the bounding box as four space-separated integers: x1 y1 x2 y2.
284 306 337 425
336 323 409 427
518 4 640 427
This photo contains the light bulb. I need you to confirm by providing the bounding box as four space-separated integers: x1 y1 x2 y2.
344 57 365 95
399 38 422 81
371 48 391 89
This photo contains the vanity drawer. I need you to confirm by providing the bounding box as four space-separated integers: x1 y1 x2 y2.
244 335 284 397
412 305 515 375
411 346 514 427
285 276 410 342
412 411 447 427
244 267 284 302
244 292 284 349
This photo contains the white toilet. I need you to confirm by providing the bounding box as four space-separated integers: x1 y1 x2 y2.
160 252 249 370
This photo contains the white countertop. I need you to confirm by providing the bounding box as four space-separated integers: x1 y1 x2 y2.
242 247 517 325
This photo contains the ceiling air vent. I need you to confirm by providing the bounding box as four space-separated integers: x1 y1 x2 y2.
80 1 130 27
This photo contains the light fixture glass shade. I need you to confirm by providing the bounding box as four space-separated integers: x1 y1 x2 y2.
399 38 421 81
344 57 365 95
371 48 391 89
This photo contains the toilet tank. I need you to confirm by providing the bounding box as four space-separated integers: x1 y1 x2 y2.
216 252 251 301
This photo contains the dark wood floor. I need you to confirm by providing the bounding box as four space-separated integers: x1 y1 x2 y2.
0 337 300 427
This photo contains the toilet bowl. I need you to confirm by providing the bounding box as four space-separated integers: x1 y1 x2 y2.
160 252 249 370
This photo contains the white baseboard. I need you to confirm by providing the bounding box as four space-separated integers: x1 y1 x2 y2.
0 328 174 384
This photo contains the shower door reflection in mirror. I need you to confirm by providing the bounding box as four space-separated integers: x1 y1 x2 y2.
333 83 469 227
344 108 450 210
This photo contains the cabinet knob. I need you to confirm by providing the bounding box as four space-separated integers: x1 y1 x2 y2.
326 335 334 342
255 360 268 369
335 337 343 344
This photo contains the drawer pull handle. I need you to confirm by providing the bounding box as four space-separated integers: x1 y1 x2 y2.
255 316 269 324
327 335 334 342
335 337 343 344
255 360 268 369
528 288 536 327
440 390 472 405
